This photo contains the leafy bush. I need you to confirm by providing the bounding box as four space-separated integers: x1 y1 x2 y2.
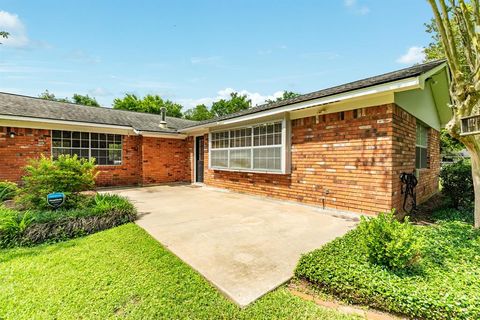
357 211 422 270
0 206 32 247
0 194 136 248
432 207 474 224
440 159 473 209
19 155 97 210
295 221 480 319
0 181 19 202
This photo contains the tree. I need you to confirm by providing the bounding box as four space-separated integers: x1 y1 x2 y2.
113 94 184 118
210 92 251 117
265 91 301 103
427 0 480 227
72 94 100 107
184 104 213 121
0 31 8 44
38 90 71 103
425 15 468 156
38 90 100 106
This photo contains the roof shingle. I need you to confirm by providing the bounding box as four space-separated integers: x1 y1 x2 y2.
0 93 197 133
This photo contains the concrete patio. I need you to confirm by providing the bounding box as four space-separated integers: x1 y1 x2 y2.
108 184 358 307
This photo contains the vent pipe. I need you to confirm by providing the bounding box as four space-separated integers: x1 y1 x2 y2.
159 107 167 128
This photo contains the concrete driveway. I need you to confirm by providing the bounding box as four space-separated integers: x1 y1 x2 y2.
108 184 357 307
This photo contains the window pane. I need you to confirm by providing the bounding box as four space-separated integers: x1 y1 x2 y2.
421 148 428 168
52 130 61 138
211 150 228 167
230 149 251 169
253 147 281 170
211 131 229 149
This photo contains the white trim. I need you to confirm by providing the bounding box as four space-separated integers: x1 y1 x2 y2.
208 120 287 174
193 134 205 183
179 77 421 132
134 130 187 139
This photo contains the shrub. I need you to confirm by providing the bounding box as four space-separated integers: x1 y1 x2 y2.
0 194 136 248
440 159 473 209
0 181 19 202
19 155 97 210
432 207 474 224
0 206 32 247
357 211 422 270
295 221 480 319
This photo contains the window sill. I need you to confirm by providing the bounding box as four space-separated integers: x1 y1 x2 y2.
210 167 287 175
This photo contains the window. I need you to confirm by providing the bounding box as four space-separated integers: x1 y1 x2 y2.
415 123 428 169
210 121 284 172
52 130 123 165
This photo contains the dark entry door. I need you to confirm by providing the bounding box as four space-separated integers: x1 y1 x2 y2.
195 136 204 183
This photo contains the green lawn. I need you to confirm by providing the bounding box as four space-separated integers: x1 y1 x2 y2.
0 223 355 320
295 221 480 319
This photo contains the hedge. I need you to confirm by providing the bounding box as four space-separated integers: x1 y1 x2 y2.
0 194 136 248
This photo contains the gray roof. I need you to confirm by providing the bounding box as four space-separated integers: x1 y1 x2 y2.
0 92 197 133
183 60 446 128
0 60 446 133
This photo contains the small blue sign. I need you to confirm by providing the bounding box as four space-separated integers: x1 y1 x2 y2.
47 192 66 209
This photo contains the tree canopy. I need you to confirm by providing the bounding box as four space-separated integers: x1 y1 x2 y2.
72 94 100 107
38 90 72 103
38 90 100 107
210 92 252 117
112 94 183 118
265 91 301 104
0 31 8 44
184 104 212 121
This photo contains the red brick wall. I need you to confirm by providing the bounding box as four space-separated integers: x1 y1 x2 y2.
0 128 192 187
201 104 441 215
391 106 440 211
141 136 191 184
95 135 142 187
0 126 51 183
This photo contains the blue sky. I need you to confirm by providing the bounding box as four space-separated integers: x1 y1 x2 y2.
0 0 434 109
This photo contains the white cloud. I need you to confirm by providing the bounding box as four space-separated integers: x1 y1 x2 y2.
396 46 426 64
343 0 370 15
179 88 285 109
0 11 29 47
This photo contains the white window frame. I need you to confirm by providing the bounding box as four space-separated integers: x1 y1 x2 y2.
208 118 290 174
51 130 123 166
415 122 428 170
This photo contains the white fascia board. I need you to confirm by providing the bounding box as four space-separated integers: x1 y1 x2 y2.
180 77 420 132
0 114 134 131
135 130 187 139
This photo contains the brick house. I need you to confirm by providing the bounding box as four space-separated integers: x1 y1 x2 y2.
0 60 451 215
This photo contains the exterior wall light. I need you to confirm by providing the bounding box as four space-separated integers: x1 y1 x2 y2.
8 131 16 138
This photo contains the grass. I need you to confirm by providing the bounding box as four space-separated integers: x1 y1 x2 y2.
295 220 480 319
0 223 356 320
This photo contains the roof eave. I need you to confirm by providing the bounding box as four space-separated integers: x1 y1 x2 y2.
179 76 421 133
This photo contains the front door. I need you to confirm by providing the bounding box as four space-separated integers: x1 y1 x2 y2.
195 136 204 183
